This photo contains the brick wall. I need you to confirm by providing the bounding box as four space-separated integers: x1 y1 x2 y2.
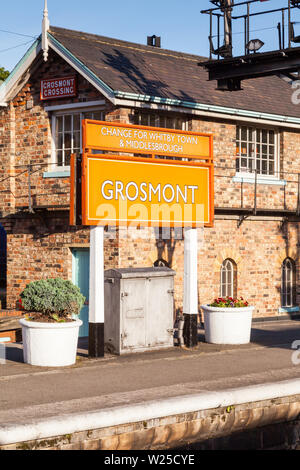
0 49 300 318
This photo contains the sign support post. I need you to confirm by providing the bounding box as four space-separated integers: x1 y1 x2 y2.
88 225 105 357
183 227 198 348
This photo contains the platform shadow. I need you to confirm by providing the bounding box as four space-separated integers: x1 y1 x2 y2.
197 321 300 351
4 344 24 363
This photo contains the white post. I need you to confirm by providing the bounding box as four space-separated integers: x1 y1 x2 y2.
89 225 105 357
183 227 198 347
42 0 50 62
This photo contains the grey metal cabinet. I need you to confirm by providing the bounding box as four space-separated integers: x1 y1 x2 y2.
104 268 176 354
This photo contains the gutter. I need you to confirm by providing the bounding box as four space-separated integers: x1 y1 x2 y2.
1 378 300 446
114 90 300 127
0 38 41 104
0 33 299 128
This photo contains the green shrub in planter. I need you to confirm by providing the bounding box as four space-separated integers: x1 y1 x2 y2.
20 278 85 322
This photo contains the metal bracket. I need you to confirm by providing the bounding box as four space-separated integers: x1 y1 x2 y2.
28 164 34 214
280 217 288 231
237 214 249 228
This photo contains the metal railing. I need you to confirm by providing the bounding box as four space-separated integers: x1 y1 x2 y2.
201 0 300 60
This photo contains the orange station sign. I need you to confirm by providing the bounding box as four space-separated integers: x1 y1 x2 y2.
71 121 214 228
83 121 212 159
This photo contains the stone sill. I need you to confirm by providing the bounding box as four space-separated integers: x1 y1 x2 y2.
43 169 70 178
233 175 286 186
278 306 300 314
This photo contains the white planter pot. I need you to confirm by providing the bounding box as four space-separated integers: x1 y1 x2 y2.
201 305 255 345
19 318 83 367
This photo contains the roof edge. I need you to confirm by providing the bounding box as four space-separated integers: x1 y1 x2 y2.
48 33 116 104
0 29 300 126
0 37 41 104
114 90 300 126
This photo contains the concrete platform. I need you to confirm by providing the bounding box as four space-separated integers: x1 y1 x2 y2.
1 320 300 449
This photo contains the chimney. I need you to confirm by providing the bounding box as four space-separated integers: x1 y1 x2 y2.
147 35 161 48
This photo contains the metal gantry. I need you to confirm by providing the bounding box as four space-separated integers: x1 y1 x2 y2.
200 0 300 90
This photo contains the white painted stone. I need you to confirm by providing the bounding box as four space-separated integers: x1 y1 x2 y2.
19 318 82 367
1 377 300 446
89 226 105 324
201 305 255 344
183 227 198 315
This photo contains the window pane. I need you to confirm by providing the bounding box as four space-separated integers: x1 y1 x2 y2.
64 133 72 150
64 115 71 132
74 131 80 150
73 113 80 131
155 115 161 127
166 117 174 129
65 150 71 167
56 116 63 134
141 114 149 126
256 129 261 143
262 129 268 143
56 133 63 151
57 150 63 167
175 118 183 130
93 112 103 121
84 112 93 120
262 160 268 174
241 127 247 141
282 259 295 307
248 128 254 142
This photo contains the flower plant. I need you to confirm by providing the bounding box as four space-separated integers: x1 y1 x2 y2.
209 297 249 308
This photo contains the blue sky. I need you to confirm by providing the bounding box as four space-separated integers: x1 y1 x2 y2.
1 0 300 72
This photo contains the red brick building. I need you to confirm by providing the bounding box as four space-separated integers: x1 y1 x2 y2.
1 17 300 336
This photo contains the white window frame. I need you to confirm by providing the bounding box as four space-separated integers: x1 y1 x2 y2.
134 112 187 131
51 107 105 170
282 258 296 308
236 125 280 181
220 259 236 298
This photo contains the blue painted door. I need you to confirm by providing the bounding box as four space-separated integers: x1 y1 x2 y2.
72 249 90 338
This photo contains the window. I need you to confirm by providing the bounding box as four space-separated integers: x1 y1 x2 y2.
52 110 104 168
133 112 186 130
282 258 296 308
220 259 237 298
236 126 278 177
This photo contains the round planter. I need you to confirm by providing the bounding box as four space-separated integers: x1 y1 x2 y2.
201 305 255 345
19 318 83 367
